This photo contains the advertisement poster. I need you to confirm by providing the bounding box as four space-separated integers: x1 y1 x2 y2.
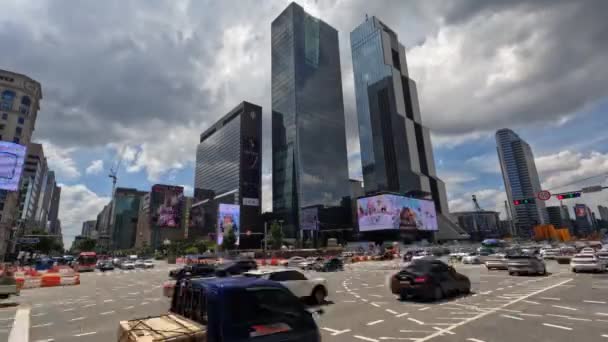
300 207 319 230
357 194 438 232
151 185 184 228
217 204 240 245
0 142 26 191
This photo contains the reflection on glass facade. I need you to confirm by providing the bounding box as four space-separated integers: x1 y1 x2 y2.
111 188 145 250
272 3 350 238
351 17 466 240
496 129 547 237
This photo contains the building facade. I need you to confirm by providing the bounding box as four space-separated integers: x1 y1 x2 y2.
599 205 608 222
149 184 186 249
271 3 351 239
350 16 466 241
0 69 42 258
110 188 146 250
81 220 97 239
452 211 502 241
496 129 547 238
193 101 262 247
18 143 45 225
47 184 61 236
134 193 151 249
574 203 596 236
546 205 573 232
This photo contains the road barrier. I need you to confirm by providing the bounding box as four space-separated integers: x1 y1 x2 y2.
13 268 80 290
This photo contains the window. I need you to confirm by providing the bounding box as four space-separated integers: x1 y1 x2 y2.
13 137 19 144
18 117 24 125
19 96 31 115
1 113 7 120
15 127 22 136
283 270 307 281
0 124 4 130
1 90 16 110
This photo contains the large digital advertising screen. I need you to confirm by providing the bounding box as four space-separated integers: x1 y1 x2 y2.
299 207 319 230
217 204 240 245
357 194 438 232
151 185 184 228
0 142 26 191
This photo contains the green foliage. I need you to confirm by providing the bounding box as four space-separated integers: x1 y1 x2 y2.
269 221 284 250
222 227 237 251
184 246 199 255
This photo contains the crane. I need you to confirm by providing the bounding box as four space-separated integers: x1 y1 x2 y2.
472 194 483 212
108 146 126 196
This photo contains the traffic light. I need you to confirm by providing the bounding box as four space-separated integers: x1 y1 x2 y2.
556 192 581 200
513 198 535 206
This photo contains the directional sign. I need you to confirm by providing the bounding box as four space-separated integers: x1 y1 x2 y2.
537 190 551 201
18 237 40 244
582 185 603 193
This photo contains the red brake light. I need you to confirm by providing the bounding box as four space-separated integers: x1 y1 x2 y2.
414 276 428 283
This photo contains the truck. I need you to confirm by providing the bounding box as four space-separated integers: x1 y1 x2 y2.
119 276 322 341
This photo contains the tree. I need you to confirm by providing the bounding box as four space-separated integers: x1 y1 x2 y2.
184 246 199 255
222 227 237 251
269 221 284 250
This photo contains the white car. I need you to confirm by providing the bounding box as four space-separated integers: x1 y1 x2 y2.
462 253 481 264
143 259 155 268
541 249 560 259
596 251 608 266
134 259 146 268
571 254 605 273
281 256 307 268
120 261 135 270
580 248 596 255
244 268 328 304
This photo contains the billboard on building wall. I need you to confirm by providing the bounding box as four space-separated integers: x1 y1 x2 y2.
151 185 184 228
0 141 26 191
357 194 438 232
300 207 319 230
217 204 240 245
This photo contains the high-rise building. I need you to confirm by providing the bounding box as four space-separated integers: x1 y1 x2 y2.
47 184 61 236
452 211 502 240
148 184 186 249
272 3 351 238
574 203 596 236
546 205 573 232
134 193 151 249
81 220 97 239
350 16 466 241
0 69 42 258
109 187 146 250
496 129 547 237
599 205 608 222
19 143 45 224
194 101 262 247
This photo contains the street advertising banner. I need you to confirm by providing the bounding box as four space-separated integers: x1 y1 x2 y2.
217 204 240 245
357 194 438 232
0 141 26 191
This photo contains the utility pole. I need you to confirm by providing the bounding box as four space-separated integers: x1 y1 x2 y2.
263 221 267 256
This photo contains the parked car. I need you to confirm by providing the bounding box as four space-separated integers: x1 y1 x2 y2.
245 268 328 304
98 261 114 271
507 255 546 276
580 247 596 255
390 259 471 301
571 254 606 273
134 259 146 268
462 253 481 264
214 259 258 277
166 277 322 342
169 264 216 280
282 256 307 268
541 249 560 259
119 260 136 270
412 251 432 261
112 257 121 266
485 254 508 270
313 257 343 272
299 257 324 270
143 259 155 268
596 250 608 266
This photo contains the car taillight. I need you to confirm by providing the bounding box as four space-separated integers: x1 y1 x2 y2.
414 276 428 283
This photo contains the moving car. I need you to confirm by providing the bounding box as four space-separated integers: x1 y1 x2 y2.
143 259 155 268
74 251 97 272
462 253 481 264
596 250 608 266
485 254 508 270
507 255 546 276
119 260 136 270
166 277 322 342
169 264 216 280
0 271 19 299
571 254 605 273
134 259 146 268
541 249 560 259
313 257 343 272
214 259 258 277
390 259 471 301
98 261 114 271
580 247 596 255
299 257 324 270
245 268 328 304
282 256 307 268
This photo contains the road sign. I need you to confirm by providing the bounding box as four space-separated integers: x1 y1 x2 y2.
17 237 40 244
537 190 551 201
582 185 603 193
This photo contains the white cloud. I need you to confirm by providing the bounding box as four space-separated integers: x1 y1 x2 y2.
85 159 104 175
38 140 81 180
465 154 501 174
449 188 508 219
180 184 194 197
539 150 608 191
58 184 110 247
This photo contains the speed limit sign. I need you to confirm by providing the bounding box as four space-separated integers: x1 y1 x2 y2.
537 190 551 201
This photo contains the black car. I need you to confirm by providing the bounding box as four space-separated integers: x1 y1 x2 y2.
98 261 114 271
313 258 343 272
214 259 258 277
169 264 216 279
390 259 471 301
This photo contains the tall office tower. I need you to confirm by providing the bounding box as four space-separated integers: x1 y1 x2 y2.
496 129 548 237
109 187 146 250
599 205 608 222
47 184 61 236
574 203 596 236
546 205 573 232
193 101 262 247
272 3 351 238
0 69 42 258
350 16 465 240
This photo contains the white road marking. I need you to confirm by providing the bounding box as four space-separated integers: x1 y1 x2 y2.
467 339 486 342
501 314 524 321
547 314 570 318
602 334 608 338
496 288 504 291
584 300 606 304
400 330 434 333
371 303 381 307
361 299 368 302
124 306 134 310
542 323 572 331
567 317 591 322
31 313 46 317
540 297 560 301
62 308 75 312
433 327 455 335
70 317 85 321
336 290 344 293
407 317 425 325
33 339 54 342
552 305 577 311
354 336 379 342
523 300 540 305
367 319 384 326
83 304 96 308
140 302 149 305
100 311 115 315
8 305 30 342
519 313 543 317
415 278 573 342
396 312 409 317
103 299 114 302
418 307 430 311
343 300 357 303
321 327 351 336
31 323 53 328
596 312 608 316
370 294 383 298
386 309 398 314
73 332 97 337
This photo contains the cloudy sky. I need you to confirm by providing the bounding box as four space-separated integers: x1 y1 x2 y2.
1 0 607 246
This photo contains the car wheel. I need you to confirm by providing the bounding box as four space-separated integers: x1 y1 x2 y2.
509 271 515 276
399 290 407 301
539 267 546 276
312 286 326 305
432 286 443 301
461 283 471 295
572 268 577 273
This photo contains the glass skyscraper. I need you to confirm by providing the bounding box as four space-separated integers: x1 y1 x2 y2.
496 128 548 237
272 3 350 238
350 16 466 241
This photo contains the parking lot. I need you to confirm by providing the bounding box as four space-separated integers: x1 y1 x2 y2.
2 259 608 341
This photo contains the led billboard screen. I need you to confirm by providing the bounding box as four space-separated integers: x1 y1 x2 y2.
217 204 240 245
151 185 184 228
0 142 26 191
299 207 319 230
357 194 438 232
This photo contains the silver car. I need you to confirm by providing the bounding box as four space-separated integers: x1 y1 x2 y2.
485 254 508 270
507 255 546 276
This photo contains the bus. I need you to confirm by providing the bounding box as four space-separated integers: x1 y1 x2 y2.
74 252 97 272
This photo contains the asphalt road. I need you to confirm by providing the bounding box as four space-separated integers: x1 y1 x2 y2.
1 260 608 341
